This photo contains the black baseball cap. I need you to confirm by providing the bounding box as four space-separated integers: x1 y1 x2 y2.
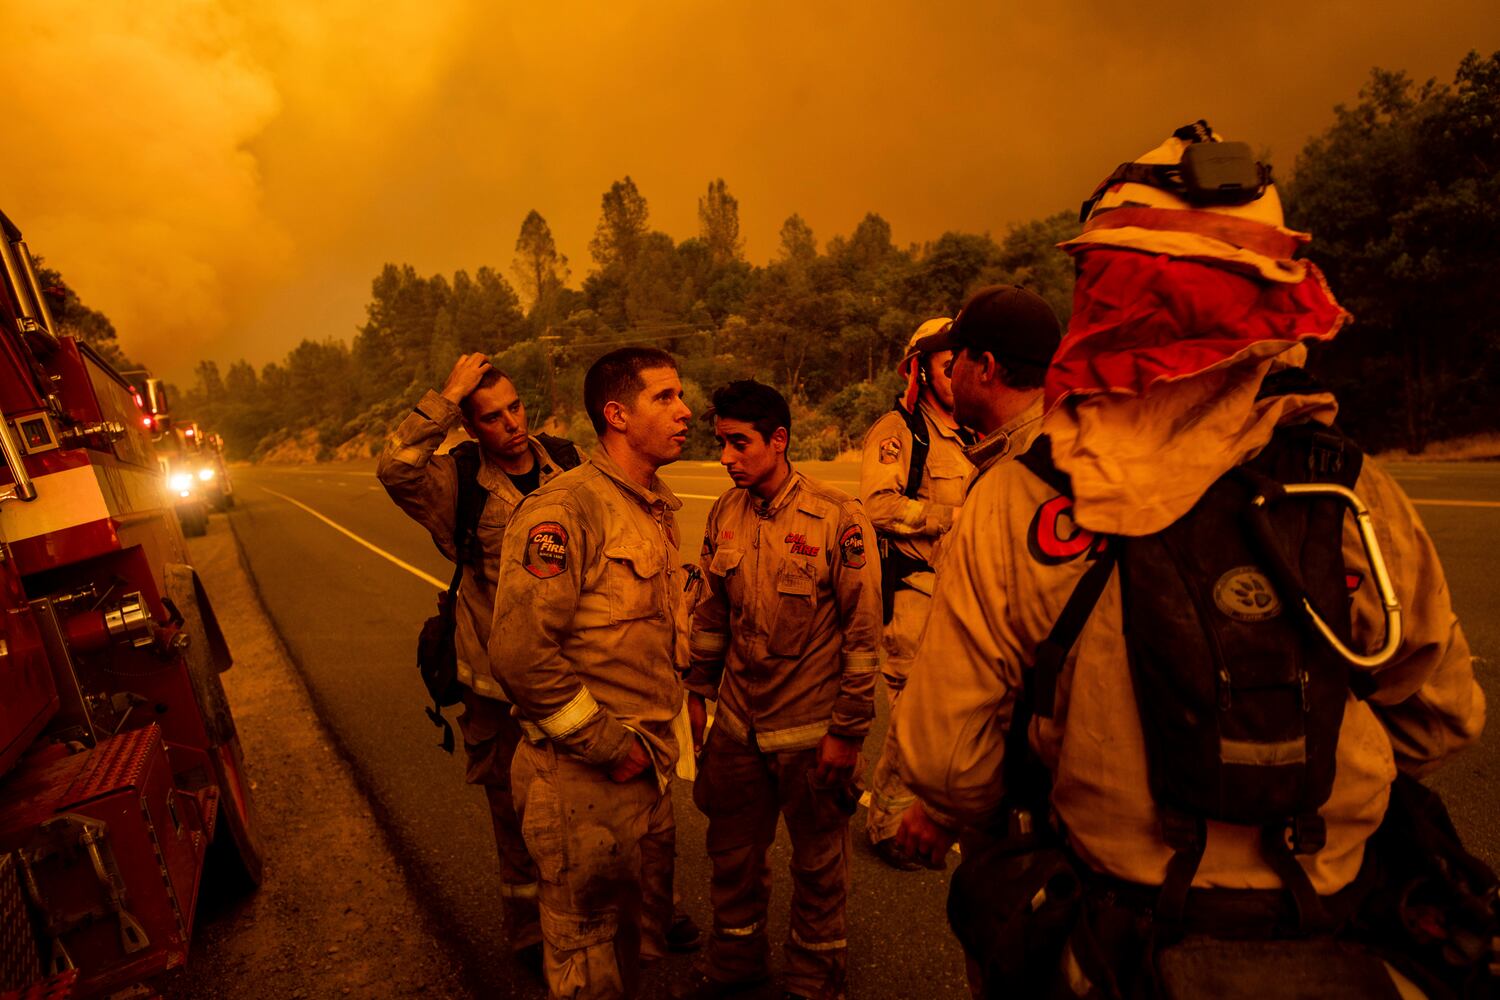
916 284 1061 369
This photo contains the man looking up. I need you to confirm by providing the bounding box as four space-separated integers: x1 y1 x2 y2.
491 346 692 1000
859 319 975 868
678 380 882 1000
377 353 581 968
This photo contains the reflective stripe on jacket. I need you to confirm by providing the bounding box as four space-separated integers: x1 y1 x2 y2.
686 470 883 752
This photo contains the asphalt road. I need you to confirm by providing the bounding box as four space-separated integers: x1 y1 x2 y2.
226 456 1498 998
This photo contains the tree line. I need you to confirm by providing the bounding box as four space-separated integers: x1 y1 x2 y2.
179 179 1079 462
48 50 1500 460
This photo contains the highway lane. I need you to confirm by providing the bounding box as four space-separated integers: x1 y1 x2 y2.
228 456 1498 997
228 457 965 1000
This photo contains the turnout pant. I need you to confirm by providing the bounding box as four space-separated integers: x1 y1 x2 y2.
694 726 851 999
865 587 930 844
511 740 675 1000
458 689 542 951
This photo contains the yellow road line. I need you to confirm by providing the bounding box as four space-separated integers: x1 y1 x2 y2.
1411 498 1500 509
259 486 447 588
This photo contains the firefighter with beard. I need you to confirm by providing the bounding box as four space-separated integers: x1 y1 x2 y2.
858 319 979 868
895 124 1486 997
677 380 882 1000
491 347 694 1000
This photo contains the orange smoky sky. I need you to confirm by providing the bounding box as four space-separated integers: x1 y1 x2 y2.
1 1 1495 384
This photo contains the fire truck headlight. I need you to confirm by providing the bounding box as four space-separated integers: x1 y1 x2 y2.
170 472 194 493
198 467 215 481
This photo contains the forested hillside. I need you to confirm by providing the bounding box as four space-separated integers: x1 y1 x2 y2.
71 51 1500 461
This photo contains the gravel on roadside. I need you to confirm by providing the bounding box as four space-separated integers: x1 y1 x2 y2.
158 517 472 1000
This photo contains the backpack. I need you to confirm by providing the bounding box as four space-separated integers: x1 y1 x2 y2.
416 435 582 752
1019 418 1365 930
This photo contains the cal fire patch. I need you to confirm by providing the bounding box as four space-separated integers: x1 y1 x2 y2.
839 525 867 569
785 532 821 557
878 436 902 464
1026 496 1107 565
524 521 569 579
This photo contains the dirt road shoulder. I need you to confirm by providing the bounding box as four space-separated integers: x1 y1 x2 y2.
159 517 470 1000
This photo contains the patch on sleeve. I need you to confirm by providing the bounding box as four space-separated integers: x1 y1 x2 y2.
1026 495 1107 565
878 436 902 464
524 521 569 579
838 525 867 569
1345 571 1363 594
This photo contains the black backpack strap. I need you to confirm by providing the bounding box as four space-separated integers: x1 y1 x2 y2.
1015 434 1117 721
1018 434 1072 496
425 442 485 754
1255 367 1326 401
537 433 583 471
897 401 932 500
1032 548 1117 720
451 442 488 569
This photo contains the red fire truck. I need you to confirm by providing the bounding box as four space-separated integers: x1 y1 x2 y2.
0 212 262 997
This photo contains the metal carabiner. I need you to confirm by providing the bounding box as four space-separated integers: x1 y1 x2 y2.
1256 482 1403 669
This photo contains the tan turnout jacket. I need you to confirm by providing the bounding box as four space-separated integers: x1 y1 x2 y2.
898 391 1485 895
376 389 569 700
686 470 883 751
489 448 685 784
860 402 972 591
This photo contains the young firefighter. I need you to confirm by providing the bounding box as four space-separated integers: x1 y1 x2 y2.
859 319 977 868
377 353 579 967
678 380 883 1000
491 347 693 1000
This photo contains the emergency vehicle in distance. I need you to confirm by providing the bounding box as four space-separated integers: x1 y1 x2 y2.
0 211 263 998
119 374 234 537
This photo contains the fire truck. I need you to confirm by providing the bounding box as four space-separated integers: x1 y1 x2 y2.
117 375 234 537
0 212 263 997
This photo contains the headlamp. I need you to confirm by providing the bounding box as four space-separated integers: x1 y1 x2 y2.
169 472 194 493
198 467 215 481
1079 131 1272 223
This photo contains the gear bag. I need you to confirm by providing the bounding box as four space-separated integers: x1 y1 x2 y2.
1021 420 1367 929
416 436 581 752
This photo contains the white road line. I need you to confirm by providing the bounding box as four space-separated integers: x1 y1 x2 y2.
1412 498 1500 509
258 486 447 589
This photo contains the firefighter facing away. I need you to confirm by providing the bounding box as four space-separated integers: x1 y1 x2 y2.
895 124 1487 998
678 380 883 1000
377 353 577 964
491 346 694 1000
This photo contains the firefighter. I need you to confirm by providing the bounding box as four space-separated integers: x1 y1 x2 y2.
377 352 572 964
859 318 978 868
677 380 883 1000
895 125 1486 996
491 346 693 1000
